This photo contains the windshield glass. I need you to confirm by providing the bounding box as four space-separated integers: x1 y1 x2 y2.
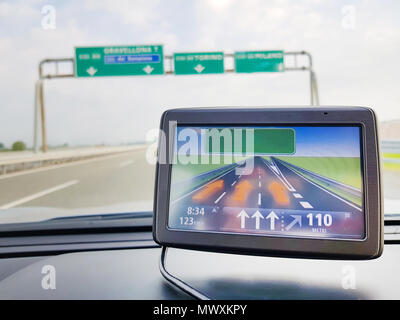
0 0 399 229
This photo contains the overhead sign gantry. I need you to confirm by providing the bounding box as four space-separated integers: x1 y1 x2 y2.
34 45 319 152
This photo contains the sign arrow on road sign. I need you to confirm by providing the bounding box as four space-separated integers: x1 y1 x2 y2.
237 209 249 229
143 65 154 74
194 64 205 73
266 211 279 230
285 215 302 231
86 66 97 76
174 52 224 75
251 210 264 230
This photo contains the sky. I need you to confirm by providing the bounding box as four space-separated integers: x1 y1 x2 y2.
293 126 360 157
0 0 399 148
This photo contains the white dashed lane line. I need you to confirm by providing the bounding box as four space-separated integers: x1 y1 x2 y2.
231 181 237 186
293 193 303 199
258 193 262 206
300 201 313 209
258 181 261 188
215 192 226 204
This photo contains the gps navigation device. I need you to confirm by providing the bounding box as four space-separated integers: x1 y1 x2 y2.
153 107 383 259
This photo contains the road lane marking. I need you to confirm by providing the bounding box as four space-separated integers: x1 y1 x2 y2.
258 181 261 188
0 180 79 209
119 159 135 168
281 163 362 212
300 201 313 209
258 193 262 206
270 158 296 191
293 193 303 198
270 165 279 174
261 158 296 192
231 180 237 186
215 192 226 204
267 165 295 191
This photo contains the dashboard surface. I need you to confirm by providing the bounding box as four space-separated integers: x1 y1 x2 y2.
0 236 399 299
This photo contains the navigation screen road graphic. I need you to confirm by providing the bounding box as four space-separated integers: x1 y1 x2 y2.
168 126 364 240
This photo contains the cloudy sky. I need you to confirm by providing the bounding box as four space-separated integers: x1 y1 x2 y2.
0 0 399 148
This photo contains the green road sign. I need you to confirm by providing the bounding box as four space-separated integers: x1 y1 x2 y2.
75 45 164 77
174 52 224 75
234 50 284 73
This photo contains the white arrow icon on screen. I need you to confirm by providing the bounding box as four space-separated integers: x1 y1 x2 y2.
194 64 205 73
266 211 279 230
237 209 249 229
86 66 97 76
285 215 302 231
143 65 154 74
251 210 264 230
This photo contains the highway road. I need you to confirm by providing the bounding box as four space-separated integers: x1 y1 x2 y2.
0 147 398 225
0 148 155 223
169 156 365 238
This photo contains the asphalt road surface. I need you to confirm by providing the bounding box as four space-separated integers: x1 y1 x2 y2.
0 148 155 223
169 156 364 237
172 156 361 211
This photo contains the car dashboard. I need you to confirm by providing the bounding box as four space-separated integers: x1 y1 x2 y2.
0 225 398 300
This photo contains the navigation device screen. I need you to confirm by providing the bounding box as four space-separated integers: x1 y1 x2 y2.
168 126 365 240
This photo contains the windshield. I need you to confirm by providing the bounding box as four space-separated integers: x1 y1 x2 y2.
0 0 399 230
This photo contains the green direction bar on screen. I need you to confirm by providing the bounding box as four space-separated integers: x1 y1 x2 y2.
205 128 295 154
174 52 224 75
75 45 164 77
234 50 284 73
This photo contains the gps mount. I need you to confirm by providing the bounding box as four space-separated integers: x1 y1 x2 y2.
159 246 210 300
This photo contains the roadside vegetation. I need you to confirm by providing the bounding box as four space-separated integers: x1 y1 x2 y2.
0 141 28 152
